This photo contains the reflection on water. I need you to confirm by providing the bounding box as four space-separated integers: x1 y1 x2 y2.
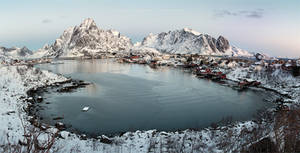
36 59 274 135
86 83 98 95
51 60 132 75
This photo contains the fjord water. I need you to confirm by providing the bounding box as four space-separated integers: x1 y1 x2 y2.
36 60 273 135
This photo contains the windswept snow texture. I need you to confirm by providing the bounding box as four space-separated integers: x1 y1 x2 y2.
140 28 253 57
34 18 132 58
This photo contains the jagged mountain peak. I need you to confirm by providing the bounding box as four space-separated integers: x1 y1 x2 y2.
107 29 121 37
139 29 252 56
141 29 225 54
21 46 30 52
34 18 132 58
182 28 201 36
30 19 253 58
76 18 99 34
80 18 97 29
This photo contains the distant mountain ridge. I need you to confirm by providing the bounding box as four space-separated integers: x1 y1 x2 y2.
0 46 33 59
1 18 256 59
138 28 253 57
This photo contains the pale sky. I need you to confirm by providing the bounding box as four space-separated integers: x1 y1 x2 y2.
0 0 299 57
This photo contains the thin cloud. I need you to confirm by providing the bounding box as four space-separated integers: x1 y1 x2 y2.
214 10 238 17
245 10 264 18
214 9 264 19
42 19 52 23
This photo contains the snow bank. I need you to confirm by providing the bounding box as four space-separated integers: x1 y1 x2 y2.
227 67 300 103
0 66 67 149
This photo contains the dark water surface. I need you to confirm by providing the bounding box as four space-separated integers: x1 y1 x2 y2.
36 59 273 135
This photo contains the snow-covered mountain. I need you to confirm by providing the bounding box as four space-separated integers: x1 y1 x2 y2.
28 19 254 58
0 46 33 60
34 18 133 58
138 28 253 57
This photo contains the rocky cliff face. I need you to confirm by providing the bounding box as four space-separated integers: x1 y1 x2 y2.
36 18 133 58
216 36 230 53
139 28 251 56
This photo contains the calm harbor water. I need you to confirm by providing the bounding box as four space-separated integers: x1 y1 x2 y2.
36 59 273 135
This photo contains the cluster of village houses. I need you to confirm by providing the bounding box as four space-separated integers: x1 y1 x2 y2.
1 52 300 81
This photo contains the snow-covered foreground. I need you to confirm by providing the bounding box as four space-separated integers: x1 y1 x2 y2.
0 64 299 152
0 66 66 150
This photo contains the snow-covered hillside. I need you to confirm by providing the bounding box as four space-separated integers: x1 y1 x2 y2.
0 46 33 60
0 66 67 150
139 28 253 57
34 18 133 58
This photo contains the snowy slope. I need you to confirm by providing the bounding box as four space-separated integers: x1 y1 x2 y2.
33 18 133 58
0 66 67 149
0 46 33 60
231 46 254 57
139 28 253 57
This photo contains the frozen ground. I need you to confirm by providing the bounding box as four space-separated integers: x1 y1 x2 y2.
227 67 300 104
0 64 299 152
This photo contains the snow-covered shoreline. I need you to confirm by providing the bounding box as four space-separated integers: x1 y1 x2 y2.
0 65 67 151
0 59 299 152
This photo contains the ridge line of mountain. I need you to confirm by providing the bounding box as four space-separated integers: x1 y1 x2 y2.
1 18 267 60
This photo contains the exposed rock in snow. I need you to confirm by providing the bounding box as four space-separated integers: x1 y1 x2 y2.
140 28 254 57
216 36 230 53
182 27 201 36
255 52 273 61
33 18 133 58
0 46 33 59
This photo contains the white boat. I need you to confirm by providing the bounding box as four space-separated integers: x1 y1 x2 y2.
82 107 90 112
